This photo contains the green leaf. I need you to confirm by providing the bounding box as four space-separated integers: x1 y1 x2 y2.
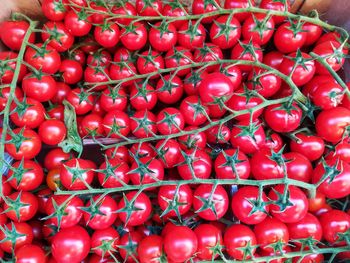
58 100 83 156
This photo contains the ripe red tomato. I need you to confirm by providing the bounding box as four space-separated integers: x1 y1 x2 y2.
210 15 241 49
97 157 129 189
120 22 148 51
156 74 183 104
193 184 229 221
102 110 130 139
260 0 291 24
46 195 83 229
58 59 83 84
313 82 344 110
155 139 181 168
242 14 275 45
215 149 250 180
192 0 220 24
164 226 198 262
7 159 43 191
15 244 46 263
251 150 284 180
254 217 289 253
177 148 212 180
0 20 35 50
118 191 152 226
264 102 302 133
44 148 71 170
42 0 67 21
178 126 207 150
247 68 282 98
231 186 269 225
91 227 119 257
51 226 91 263
84 65 109 91
4 191 38 222
149 21 177 52
22 73 57 102
119 231 142 262
0 222 33 253
224 224 257 260
137 235 162 263
199 72 234 104
315 107 350 143
290 133 325 162
180 96 209 126
136 0 162 16
156 107 185 135
274 21 306 53
60 158 96 190
10 97 45 129
231 40 263 72
312 158 350 199
158 184 192 218
64 10 92 37
224 0 255 22
319 210 350 244
5 128 42 160
94 23 120 48
268 185 309 223
129 157 164 187
178 21 206 49
284 152 313 183
303 22 323 46
41 21 74 52
287 213 322 245
112 2 136 26
194 224 223 260
38 119 67 145
0 52 27 84
83 194 118 230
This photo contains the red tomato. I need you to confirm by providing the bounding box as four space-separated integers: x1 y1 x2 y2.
91 227 119 257
155 139 181 168
156 74 183 104
284 152 313 183
120 22 148 51
224 224 257 260
180 96 209 126
224 0 255 22
247 68 282 98
192 0 220 24
302 22 323 46
312 158 350 199
251 150 284 180
319 210 350 244
22 73 57 102
118 191 152 226
129 157 164 187
260 0 291 24
0 222 33 253
58 59 83 84
194 224 223 260
290 133 325 162
112 2 136 26
242 14 275 45
102 110 130 139
100 87 127 112
254 217 289 253
60 158 96 190
231 40 263 72
10 97 45 129
178 21 206 49
45 195 83 229
164 226 197 262
42 0 67 21
44 148 71 170
199 72 234 104
136 0 162 16
0 20 35 50
64 10 92 37
51 226 90 263
156 107 184 135
42 21 74 52
315 107 350 143
7 159 43 191
231 186 269 225
119 231 142 262
215 149 250 180
274 21 306 53
0 52 27 84
149 21 177 52
177 148 212 180
38 119 67 145
15 244 46 263
268 185 308 223
287 213 322 245
4 191 38 222
94 23 120 48
210 15 241 49
193 184 229 221
5 128 42 160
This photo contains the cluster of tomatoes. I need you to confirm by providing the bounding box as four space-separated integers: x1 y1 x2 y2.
1 0 350 262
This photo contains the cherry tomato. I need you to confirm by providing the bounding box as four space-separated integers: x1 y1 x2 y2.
194 224 223 260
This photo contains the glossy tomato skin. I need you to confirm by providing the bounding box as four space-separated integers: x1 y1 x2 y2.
0 52 27 84
51 226 91 263
242 14 275 45
260 0 290 24
210 15 241 49
179 96 208 126
156 107 184 135
64 10 92 37
44 148 71 170
10 97 45 129
290 133 325 162
22 73 57 102
66 88 94 115
231 40 263 72
120 22 148 51
178 21 206 49
177 149 212 180
274 22 306 53
287 213 322 245
42 0 67 21
102 110 130 139
45 195 83 229
149 21 177 52
129 157 164 187
137 235 163 263
319 210 350 244
224 0 255 22
15 244 47 263
231 186 269 225
0 222 33 253
251 150 284 180
194 224 223 260
97 158 129 188
254 217 289 253
284 152 313 183
58 59 83 84
38 119 67 145
312 158 350 199
215 149 250 180
60 158 96 190
91 227 119 257
199 72 234 104
164 226 198 263
264 103 302 133
119 231 142 262
83 194 118 230
316 107 350 143
263 50 284 69
100 87 127 112
156 74 183 104
118 191 152 226
193 184 229 221
178 126 207 150
111 2 136 25
224 224 257 260
268 185 308 223
155 139 181 168
302 22 323 46
4 191 38 222
7 159 43 191
24 43 61 74
5 128 42 160
0 20 35 50
247 68 281 98
42 21 74 52
279 52 315 86
158 184 192 218
94 23 120 48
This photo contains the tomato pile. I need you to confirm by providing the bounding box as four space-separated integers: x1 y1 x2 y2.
1 0 350 262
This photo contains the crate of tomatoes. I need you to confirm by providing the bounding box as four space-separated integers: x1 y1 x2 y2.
0 0 350 262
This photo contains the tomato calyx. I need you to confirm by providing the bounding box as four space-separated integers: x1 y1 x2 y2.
160 194 187 219
3 193 29 220
269 187 294 212
336 229 350 246
5 159 31 185
63 161 90 186
158 111 182 132
250 14 274 40
131 111 156 137
117 234 138 261
218 149 245 179
79 197 107 223
117 195 142 226
235 121 261 141
0 222 25 251
138 48 161 67
238 39 262 60
268 147 291 170
44 23 65 42
194 188 219 219
150 19 173 38
41 199 68 230
180 20 203 41
6 128 29 152
127 156 154 183
265 239 287 255
286 18 306 37
287 49 314 71
11 96 33 119
95 158 126 186
92 238 119 259
212 14 239 42
316 158 343 186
